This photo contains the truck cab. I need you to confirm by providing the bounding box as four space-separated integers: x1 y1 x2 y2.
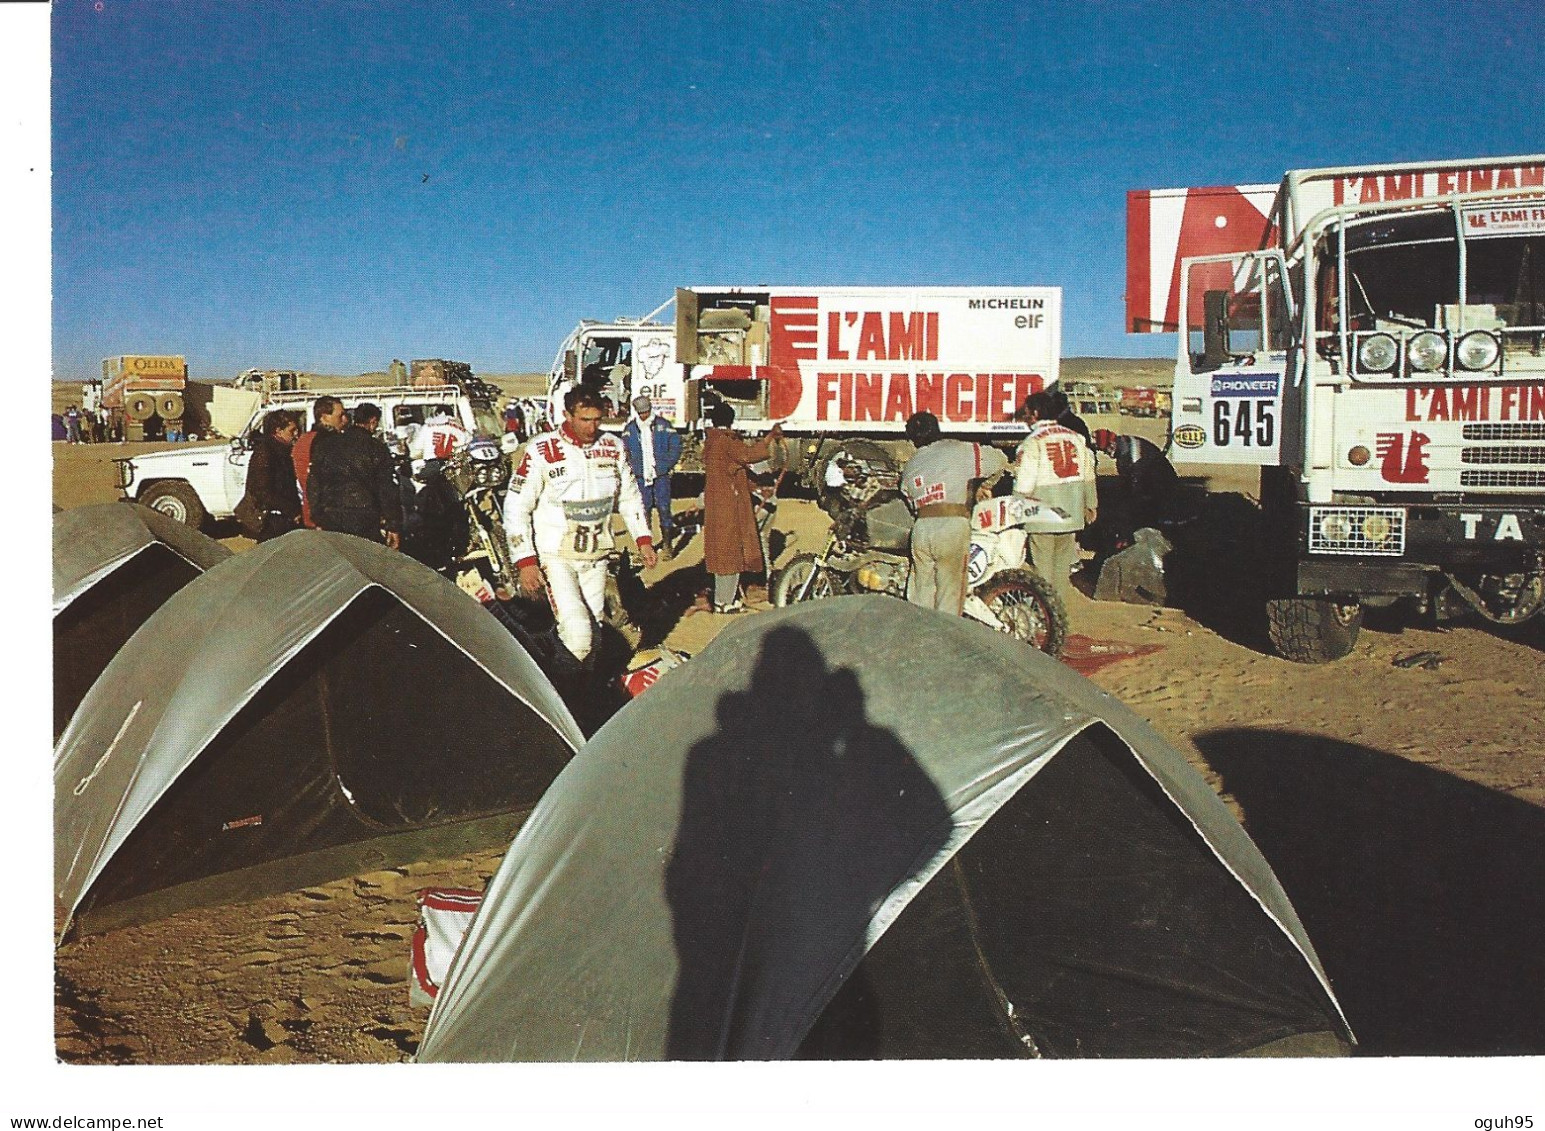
115 384 500 529
1132 156 1545 660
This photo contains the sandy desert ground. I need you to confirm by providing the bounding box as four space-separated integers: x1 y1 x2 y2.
49 403 1545 1064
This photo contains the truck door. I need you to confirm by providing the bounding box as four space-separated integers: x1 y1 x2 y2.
1170 250 1293 466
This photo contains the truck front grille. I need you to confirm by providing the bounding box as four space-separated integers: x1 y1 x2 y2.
1463 423 1545 441
1460 469 1545 488
1308 506 1407 556
1461 446 1545 465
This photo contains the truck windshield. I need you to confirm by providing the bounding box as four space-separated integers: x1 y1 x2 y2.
471 404 502 437
1325 210 1545 334
1334 211 1458 331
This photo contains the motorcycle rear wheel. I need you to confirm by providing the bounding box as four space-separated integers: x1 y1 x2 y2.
974 568 1068 659
771 554 846 606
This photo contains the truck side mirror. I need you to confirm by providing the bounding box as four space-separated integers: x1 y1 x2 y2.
1201 289 1231 371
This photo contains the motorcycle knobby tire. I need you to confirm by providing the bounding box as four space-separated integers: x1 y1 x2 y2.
771 554 846 606
973 568 1069 659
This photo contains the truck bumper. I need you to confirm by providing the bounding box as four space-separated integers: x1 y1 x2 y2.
1292 501 1545 597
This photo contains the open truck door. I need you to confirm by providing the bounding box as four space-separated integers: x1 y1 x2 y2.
1169 250 1295 466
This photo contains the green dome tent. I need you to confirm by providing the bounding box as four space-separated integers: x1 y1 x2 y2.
55 530 582 939
418 596 1354 1061
53 503 232 738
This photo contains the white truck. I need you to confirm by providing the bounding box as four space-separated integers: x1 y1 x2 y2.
1128 154 1545 660
546 286 1060 479
114 383 502 528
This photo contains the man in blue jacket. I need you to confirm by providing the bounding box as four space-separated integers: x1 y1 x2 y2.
623 395 683 557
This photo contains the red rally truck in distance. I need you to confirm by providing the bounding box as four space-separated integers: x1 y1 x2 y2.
1128 154 1545 661
545 286 1061 481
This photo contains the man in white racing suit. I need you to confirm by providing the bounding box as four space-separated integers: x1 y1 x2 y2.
504 386 657 664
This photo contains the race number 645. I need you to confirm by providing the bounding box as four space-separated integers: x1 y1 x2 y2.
1213 399 1275 448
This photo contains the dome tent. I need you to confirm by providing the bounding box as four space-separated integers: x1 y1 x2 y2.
419 596 1353 1061
53 503 233 738
55 530 582 939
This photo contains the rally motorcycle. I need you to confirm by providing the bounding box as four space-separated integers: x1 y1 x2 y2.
771 447 1069 658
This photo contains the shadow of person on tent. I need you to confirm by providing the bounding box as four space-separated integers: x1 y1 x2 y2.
1200 727 1545 1055
663 624 951 1060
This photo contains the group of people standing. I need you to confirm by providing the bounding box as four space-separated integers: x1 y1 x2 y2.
901 387 1177 617
241 396 402 547
501 387 779 668
240 379 1171 680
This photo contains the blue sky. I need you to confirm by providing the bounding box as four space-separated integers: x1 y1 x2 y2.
50 0 1545 382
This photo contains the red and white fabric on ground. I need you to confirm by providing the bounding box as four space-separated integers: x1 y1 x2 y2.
409 888 483 1008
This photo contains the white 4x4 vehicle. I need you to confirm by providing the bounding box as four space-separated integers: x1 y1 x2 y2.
114 384 502 528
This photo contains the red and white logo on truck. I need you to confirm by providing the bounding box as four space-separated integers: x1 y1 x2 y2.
698 287 1059 428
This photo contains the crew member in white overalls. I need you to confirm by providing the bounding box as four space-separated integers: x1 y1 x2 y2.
504 386 657 664
900 411 1008 613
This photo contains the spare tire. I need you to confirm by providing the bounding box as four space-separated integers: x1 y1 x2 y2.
124 393 157 422
157 392 185 421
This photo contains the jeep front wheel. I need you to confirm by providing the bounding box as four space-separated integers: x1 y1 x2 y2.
139 481 206 529
1266 597 1363 663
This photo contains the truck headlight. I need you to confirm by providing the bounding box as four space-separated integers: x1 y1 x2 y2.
1320 513 1353 543
1455 330 1500 371
1357 333 1398 373
1406 331 1448 373
1361 513 1393 544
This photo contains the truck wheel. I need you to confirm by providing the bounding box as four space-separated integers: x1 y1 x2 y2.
974 568 1068 659
771 554 844 606
1266 597 1363 663
139 481 206 529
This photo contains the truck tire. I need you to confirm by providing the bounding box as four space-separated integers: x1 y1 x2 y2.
139 480 206 529
974 568 1068 659
1266 597 1363 663
771 554 845 605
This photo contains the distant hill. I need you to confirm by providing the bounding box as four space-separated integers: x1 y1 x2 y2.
1061 357 1173 387
52 360 1165 417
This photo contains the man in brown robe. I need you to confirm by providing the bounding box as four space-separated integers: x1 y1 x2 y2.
702 403 781 613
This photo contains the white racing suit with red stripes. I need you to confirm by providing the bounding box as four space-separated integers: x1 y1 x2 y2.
503 425 652 662
409 417 473 472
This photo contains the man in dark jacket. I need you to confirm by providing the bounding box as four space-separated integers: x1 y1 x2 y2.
308 402 402 548
245 409 303 541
